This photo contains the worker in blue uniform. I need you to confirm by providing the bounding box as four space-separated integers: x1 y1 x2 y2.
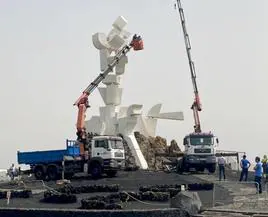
239 155 251 181
261 155 268 180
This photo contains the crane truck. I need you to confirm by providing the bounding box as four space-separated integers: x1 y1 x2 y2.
175 0 218 173
17 34 144 180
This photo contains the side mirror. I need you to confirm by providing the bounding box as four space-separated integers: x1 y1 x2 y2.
183 138 188 146
216 138 219 144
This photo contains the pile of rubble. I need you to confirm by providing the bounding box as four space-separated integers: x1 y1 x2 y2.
123 132 182 171
88 131 182 171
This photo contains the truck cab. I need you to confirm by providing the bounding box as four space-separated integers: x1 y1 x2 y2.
86 136 125 178
178 132 218 173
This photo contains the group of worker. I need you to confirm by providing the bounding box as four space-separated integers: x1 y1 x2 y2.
217 154 268 194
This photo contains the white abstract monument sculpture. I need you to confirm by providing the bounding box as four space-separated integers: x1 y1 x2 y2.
86 16 184 169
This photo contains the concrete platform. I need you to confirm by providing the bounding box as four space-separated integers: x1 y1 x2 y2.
194 169 268 216
0 207 182 217
0 170 227 210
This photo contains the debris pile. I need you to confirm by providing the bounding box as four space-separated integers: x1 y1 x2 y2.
134 131 182 170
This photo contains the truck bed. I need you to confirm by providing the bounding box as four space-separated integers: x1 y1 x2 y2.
17 145 80 165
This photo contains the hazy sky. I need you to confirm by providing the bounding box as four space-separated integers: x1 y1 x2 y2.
0 0 267 168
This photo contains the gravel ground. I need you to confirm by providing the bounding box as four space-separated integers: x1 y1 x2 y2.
193 167 268 216
0 170 233 210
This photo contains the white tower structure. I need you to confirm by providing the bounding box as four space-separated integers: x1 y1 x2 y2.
86 16 184 169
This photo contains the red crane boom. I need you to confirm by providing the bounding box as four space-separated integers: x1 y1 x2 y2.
74 35 144 141
176 0 202 133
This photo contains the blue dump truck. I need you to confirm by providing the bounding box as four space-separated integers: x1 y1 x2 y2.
17 136 125 180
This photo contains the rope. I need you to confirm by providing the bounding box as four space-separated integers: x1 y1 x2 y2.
0 179 61 195
0 180 27 191
121 191 168 206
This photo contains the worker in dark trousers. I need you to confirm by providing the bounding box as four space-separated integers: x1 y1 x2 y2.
239 155 251 181
218 153 226 181
254 156 262 194
261 155 268 181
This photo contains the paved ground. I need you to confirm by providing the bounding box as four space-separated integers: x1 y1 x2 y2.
4 168 266 216
194 169 268 216
0 170 231 210
194 210 268 217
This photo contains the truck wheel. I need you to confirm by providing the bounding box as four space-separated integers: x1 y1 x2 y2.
208 165 216 173
65 172 74 179
176 159 184 174
197 167 205 172
106 170 117 177
47 166 58 180
34 166 45 180
90 163 102 179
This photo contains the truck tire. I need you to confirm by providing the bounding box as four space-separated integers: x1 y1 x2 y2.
90 163 102 179
34 166 45 180
65 172 74 179
176 158 184 174
208 164 216 173
197 167 205 172
47 165 59 180
106 170 117 177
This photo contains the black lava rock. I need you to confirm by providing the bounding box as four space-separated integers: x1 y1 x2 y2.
41 190 77 204
80 199 122 210
140 191 169 202
57 184 119 194
0 190 32 199
187 183 214 191
139 184 182 192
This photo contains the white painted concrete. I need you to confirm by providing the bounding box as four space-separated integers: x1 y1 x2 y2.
86 16 184 170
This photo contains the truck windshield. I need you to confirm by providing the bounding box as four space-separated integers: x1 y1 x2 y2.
190 137 213 145
110 140 124 150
